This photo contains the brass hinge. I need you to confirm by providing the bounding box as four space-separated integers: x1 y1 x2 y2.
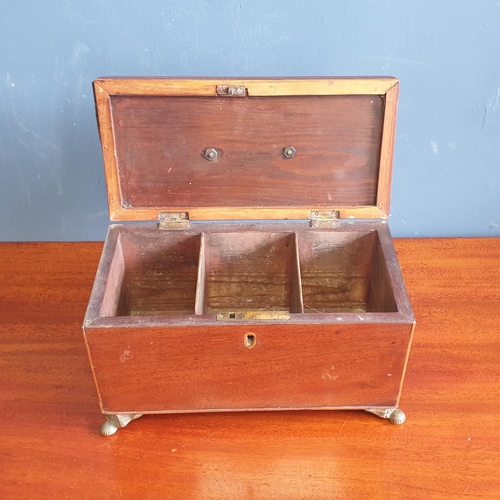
310 210 340 228
158 212 190 230
216 85 247 97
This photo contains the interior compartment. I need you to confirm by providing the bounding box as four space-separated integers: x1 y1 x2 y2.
297 231 397 313
202 232 302 315
98 227 398 319
106 232 202 316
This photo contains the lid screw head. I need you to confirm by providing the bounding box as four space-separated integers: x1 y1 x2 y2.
204 147 219 162
282 146 296 159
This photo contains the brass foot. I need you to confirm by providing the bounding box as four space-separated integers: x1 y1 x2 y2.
365 408 406 425
99 413 143 436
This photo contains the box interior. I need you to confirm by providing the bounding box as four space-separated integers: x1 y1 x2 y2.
99 229 397 318
203 232 303 314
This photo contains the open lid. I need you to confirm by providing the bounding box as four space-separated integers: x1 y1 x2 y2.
93 77 399 222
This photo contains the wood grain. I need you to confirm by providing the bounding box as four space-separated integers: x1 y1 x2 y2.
118 231 202 316
365 232 398 312
85 322 410 413
95 77 398 97
296 230 394 312
93 78 398 221
202 231 299 314
2 239 500 499
376 81 399 215
111 205 389 222
111 94 383 208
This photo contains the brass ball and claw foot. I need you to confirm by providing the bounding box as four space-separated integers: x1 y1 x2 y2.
99 413 143 436
365 408 406 425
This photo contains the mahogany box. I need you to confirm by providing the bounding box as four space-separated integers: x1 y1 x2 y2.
83 77 415 436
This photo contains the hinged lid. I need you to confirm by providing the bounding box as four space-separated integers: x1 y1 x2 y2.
93 77 399 222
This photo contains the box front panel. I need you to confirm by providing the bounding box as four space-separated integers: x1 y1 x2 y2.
84 322 412 413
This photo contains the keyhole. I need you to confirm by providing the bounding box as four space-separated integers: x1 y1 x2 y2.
244 333 256 349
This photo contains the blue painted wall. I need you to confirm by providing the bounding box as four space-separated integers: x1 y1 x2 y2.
1 1 499 241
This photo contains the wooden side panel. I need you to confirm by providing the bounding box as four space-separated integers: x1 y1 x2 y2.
84 322 412 413
202 232 298 314
377 82 399 215
366 236 398 313
118 232 202 316
99 237 125 317
297 231 378 313
375 223 414 319
110 94 384 210
93 83 122 220
95 77 398 97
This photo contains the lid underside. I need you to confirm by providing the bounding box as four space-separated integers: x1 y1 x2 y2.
94 78 399 221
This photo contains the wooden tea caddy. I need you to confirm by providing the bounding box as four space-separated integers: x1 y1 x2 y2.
83 77 415 436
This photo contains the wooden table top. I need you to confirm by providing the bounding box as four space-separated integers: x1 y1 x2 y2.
1 238 499 499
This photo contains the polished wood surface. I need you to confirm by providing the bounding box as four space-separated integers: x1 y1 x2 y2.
94 76 398 97
86 322 411 413
376 82 398 215
111 95 383 208
1 238 499 499
84 223 412 416
94 78 398 221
